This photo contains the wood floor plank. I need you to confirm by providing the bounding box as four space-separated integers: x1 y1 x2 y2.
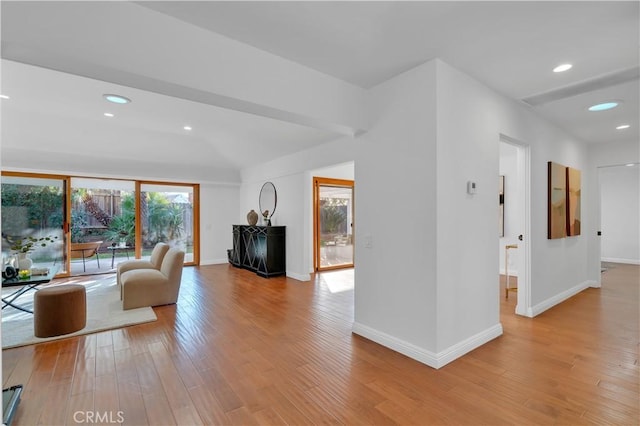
3 347 37 388
10 381 47 426
37 380 72 425
186 384 232 426
95 344 116 377
94 374 119 418
147 341 202 421
141 392 175 426
225 406 259 426
2 263 638 425
118 380 149 426
133 350 164 398
66 390 95 426
70 365 95 397
252 407 288 426
271 378 343 425
51 349 77 385
199 366 244 413
261 385 320 425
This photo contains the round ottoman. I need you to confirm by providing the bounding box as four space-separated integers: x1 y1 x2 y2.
34 285 87 338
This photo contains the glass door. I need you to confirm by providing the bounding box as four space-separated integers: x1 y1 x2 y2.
2 173 200 277
314 177 354 271
139 183 199 265
70 178 135 274
1 173 68 275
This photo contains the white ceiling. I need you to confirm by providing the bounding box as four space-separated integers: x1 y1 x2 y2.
1 1 638 182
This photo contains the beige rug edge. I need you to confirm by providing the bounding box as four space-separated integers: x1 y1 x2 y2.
2 279 157 349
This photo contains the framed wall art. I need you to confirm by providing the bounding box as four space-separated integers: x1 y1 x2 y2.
566 167 581 236
548 161 567 239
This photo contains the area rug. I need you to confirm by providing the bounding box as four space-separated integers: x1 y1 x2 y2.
2 275 157 349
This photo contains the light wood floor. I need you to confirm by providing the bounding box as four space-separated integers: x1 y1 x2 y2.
3 263 638 425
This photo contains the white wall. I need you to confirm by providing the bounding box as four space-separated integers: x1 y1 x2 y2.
240 138 357 280
353 60 440 357
199 183 241 265
436 61 592 320
434 61 503 352
310 162 354 181
600 165 640 264
352 58 596 368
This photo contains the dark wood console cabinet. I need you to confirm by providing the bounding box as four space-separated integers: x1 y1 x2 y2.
230 225 286 277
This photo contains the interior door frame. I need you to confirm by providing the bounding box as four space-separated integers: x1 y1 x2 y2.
499 134 531 317
313 176 355 272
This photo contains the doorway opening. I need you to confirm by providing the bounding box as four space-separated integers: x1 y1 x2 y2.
598 163 640 269
313 177 354 271
499 135 531 317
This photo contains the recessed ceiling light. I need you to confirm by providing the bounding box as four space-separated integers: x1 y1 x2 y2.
553 63 573 73
103 94 131 104
588 102 619 112
0 94 10 99
183 126 192 131
625 163 636 167
104 113 114 117
616 124 630 130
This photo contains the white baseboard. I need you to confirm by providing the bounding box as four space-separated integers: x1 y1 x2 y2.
435 324 504 368
588 279 601 289
286 271 311 281
530 280 595 317
352 322 503 369
601 257 640 265
515 303 531 317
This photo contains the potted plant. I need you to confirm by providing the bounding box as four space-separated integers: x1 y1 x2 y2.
6 235 59 270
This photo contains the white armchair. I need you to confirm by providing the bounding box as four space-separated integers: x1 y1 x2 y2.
117 242 169 298
121 248 185 310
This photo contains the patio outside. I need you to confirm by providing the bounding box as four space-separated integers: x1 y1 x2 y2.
2 176 195 277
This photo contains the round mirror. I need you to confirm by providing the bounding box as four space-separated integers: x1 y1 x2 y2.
259 182 277 219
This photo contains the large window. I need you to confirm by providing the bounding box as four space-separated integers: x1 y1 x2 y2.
140 183 198 264
70 178 136 274
1 174 67 273
1 172 199 277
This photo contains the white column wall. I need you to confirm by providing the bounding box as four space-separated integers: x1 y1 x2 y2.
352 61 439 354
434 61 502 352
